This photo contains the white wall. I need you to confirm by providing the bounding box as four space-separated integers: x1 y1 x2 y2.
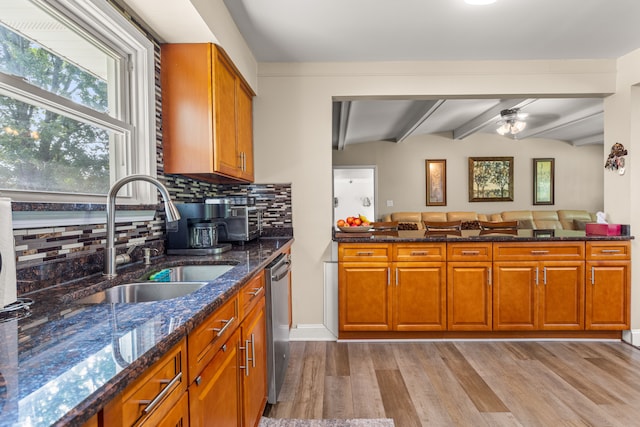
333 132 604 219
604 48 640 339
253 59 617 328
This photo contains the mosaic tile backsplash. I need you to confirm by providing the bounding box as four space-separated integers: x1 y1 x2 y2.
13 182 292 295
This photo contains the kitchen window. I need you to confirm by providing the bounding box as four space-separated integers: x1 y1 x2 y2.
0 0 156 204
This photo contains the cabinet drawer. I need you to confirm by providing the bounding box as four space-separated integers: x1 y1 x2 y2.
493 242 584 261
119 340 186 427
188 296 238 383
339 243 390 262
394 243 445 262
447 242 492 262
240 271 265 319
586 241 630 260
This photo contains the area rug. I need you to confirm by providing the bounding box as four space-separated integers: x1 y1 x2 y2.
259 418 394 427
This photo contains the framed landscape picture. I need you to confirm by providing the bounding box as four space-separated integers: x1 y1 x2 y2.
533 158 555 205
468 157 514 202
426 159 446 206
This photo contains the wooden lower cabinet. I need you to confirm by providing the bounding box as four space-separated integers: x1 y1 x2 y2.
339 240 629 337
338 243 447 332
103 339 187 427
394 262 446 331
189 328 241 427
586 260 631 330
447 262 493 331
241 298 268 427
339 262 392 331
493 261 584 331
189 271 267 427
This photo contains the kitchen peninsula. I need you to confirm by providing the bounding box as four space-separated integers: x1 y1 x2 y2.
334 229 631 340
0 237 292 427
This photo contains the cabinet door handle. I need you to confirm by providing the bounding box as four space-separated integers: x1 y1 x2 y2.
410 251 428 256
387 267 390 286
240 339 250 376
210 316 235 337
461 250 480 256
140 371 183 415
248 287 264 297
250 333 256 368
487 268 492 286
601 249 621 254
543 267 547 285
395 267 398 286
530 250 549 255
535 267 539 285
591 266 595 285
356 251 374 256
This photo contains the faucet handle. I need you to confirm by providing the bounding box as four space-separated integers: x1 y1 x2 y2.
143 247 160 265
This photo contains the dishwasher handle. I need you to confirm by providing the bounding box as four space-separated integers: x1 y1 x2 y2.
271 261 291 281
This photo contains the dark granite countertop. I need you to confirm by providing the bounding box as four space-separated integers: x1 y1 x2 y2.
0 237 293 427
333 229 633 243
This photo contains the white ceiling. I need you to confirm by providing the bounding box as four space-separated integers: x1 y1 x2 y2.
126 0 640 148
222 0 640 62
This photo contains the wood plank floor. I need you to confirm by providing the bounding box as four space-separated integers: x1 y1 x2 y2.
264 340 640 427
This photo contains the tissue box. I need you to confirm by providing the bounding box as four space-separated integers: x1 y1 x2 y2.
585 223 621 236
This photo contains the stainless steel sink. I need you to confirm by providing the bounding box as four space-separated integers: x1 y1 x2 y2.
146 264 235 282
75 281 208 304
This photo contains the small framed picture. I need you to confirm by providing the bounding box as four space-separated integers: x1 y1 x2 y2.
533 158 555 205
426 159 446 206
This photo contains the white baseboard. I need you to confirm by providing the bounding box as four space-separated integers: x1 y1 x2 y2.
289 324 337 341
622 329 640 347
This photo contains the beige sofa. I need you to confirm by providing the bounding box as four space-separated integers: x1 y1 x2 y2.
381 210 596 230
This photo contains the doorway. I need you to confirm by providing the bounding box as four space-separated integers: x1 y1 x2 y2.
332 166 376 224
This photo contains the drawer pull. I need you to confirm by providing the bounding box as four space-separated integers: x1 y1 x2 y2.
140 371 182 415
248 287 264 297
210 316 235 337
410 251 428 256
601 249 621 254
356 251 374 256
461 250 480 256
530 250 549 255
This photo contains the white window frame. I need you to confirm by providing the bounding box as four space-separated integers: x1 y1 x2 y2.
0 0 157 205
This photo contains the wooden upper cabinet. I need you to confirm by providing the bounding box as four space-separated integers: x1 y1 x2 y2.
161 43 255 182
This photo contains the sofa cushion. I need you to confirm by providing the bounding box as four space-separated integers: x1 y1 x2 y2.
390 212 424 229
421 212 448 222
500 211 534 222
532 211 562 229
447 211 478 222
558 210 595 230
517 219 535 229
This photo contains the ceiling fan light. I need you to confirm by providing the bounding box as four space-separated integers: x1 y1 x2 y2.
496 108 527 136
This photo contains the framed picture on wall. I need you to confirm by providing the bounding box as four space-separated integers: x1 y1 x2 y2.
533 158 555 205
426 159 446 206
468 157 514 202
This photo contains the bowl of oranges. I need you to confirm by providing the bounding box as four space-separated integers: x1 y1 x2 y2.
336 215 372 232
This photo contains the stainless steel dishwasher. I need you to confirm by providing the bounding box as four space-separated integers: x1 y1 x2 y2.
264 252 291 403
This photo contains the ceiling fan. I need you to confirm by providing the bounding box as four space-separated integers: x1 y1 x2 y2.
496 108 528 136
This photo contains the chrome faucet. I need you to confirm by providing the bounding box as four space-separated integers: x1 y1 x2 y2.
104 175 180 278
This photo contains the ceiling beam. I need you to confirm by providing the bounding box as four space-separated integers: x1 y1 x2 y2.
337 101 352 151
452 98 535 140
516 108 603 140
394 100 445 143
572 133 604 146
